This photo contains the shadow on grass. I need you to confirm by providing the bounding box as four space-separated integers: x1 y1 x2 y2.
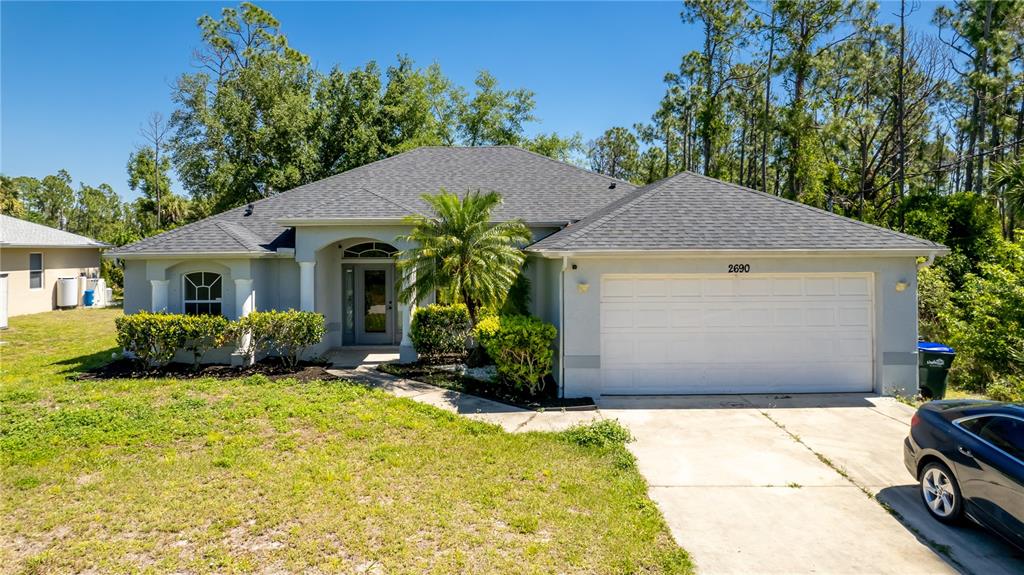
52 346 120 375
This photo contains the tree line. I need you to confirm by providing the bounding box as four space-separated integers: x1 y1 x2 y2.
586 0 1023 240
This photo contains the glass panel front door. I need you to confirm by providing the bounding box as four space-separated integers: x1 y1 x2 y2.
363 270 387 333
353 265 394 345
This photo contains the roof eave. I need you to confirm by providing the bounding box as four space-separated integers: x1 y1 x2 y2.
1 242 109 249
527 247 951 258
276 217 411 226
103 250 280 260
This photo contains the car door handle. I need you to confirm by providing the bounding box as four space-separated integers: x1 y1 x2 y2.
958 446 973 458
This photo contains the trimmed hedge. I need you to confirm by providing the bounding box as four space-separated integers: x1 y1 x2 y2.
474 314 557 396
115 313 188 368
117 310 325 368
410 304 471 363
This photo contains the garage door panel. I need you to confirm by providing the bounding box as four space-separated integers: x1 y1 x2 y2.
599 273 874 395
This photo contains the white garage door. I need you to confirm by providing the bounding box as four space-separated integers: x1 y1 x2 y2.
600 273 874 394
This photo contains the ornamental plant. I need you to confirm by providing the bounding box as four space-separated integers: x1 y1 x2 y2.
179 314 230 369
474 314 557 396
272 310 327 368
410 303 471 363
115 312 186 368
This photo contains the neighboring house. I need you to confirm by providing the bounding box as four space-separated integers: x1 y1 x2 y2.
0 214 109 326
108 146 948 397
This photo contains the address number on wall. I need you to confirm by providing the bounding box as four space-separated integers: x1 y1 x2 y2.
727 264 751 273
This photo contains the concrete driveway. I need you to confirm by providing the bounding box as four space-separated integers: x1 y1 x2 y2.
600 394 1024 575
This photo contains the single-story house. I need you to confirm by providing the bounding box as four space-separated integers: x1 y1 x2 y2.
0 214 109 327
108 146 947 397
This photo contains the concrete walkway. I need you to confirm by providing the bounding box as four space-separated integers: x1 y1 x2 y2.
325 366 601 432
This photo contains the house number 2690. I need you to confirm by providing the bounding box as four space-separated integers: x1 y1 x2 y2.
727 264 751 273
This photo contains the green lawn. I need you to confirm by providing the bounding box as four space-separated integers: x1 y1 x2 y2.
0 309 690 574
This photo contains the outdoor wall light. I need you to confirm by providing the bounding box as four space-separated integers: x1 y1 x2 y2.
577 282 590 294
895 281 909 292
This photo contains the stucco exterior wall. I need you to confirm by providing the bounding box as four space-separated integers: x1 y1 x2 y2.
553 255 920 399
0 247 101 316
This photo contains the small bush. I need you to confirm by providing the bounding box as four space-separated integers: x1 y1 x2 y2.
115 313 185 368
474 314 557 396
563 419 634 449
410 304 471 363
273 310 327 368
179 314 230 369
986 375 1024 403
227 310 325 366
225 311 278 365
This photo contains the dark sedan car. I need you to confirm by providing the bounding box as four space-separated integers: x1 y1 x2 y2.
904 400 1024 550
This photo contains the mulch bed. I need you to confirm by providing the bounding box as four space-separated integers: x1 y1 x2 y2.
76 357 339 383
377 362 595 411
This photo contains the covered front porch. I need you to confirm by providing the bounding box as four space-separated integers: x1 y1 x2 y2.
293 225 430 362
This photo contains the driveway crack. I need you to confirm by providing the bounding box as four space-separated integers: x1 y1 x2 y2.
759 410 971 575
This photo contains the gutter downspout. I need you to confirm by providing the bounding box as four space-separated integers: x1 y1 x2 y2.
916 251 937 270
559 256 568 399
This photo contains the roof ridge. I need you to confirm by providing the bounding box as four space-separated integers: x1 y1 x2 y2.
357 186 427 217
215 221 262 251
548 172 689 247
500 145 638 189
681 171 941 248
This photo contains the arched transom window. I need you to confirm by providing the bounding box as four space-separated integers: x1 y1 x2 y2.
183 272 223 315
343 242 398 258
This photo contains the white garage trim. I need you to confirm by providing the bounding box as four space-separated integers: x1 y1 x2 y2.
599 273 875 395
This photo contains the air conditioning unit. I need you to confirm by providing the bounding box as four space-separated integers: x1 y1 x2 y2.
57 278 78 308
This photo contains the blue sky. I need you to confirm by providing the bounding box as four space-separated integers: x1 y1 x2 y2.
2 1 946 201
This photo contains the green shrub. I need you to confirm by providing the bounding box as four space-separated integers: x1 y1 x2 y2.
226 311 277 365
115 313 185 368
563 419 634 449
273 310 326 368
474 314 557 396
986 375 1024 403
227 310 325 366
179 314 230 369
410 304 471 363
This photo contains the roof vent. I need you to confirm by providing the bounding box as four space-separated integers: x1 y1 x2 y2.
244 203 254 216
609 182 616 189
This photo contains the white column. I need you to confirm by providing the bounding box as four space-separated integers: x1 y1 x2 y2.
232 278 256 366
399 269 417 363
150 279 169 312
299 261 315 312
234 278 255 319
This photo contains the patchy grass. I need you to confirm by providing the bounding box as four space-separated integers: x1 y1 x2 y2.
0 309 691 574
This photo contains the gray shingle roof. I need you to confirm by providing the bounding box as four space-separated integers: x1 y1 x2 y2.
0 215 109 248
528 171 946 253
108 146 632 257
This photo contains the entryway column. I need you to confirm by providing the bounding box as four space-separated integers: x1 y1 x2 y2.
299 261 315 312
232 278 256 367
234 278 255 319
399 269 417 363
150 279 169 312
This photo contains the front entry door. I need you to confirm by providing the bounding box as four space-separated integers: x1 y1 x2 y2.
354 266 394 345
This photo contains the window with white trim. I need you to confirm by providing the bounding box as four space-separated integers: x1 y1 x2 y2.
29 253 43 289
183 272 223 315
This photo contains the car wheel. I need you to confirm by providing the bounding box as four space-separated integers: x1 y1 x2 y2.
920 461 963 523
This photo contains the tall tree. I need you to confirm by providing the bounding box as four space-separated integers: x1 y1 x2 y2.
587 127 639 181
456 71 536 146
139 112 171 228
678 0 749 177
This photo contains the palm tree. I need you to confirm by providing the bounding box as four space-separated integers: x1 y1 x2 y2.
990 158 1024 240
396 190 532 324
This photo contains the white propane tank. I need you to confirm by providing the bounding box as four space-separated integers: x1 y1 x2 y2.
57 278 79 307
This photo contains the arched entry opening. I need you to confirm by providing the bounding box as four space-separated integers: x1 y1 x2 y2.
340 241 400 346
